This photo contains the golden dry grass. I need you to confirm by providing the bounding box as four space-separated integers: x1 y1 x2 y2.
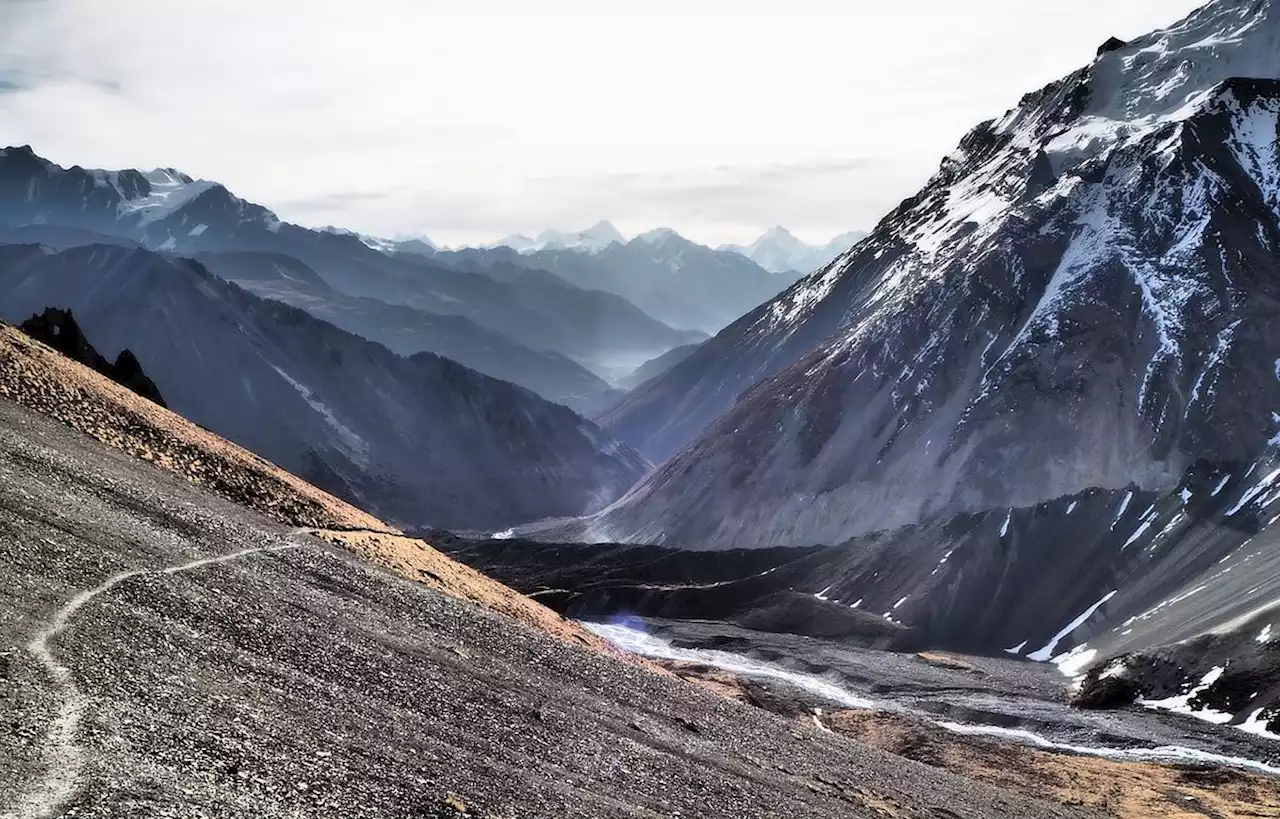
826 709 1280 819
914 651 982 673
310 530 619 655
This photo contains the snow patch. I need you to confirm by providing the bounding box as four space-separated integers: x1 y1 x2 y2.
1028 590 1118 663
1111 491 1134 529
1142 666 1232 725
269 365 368 464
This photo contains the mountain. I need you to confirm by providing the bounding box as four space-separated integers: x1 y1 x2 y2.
0 149 695 369
491 220 625 253
441 229 793 334
0 242 649 529
722 227 868 275
194 250 623 414
591 0 1280 552
617 343 702 391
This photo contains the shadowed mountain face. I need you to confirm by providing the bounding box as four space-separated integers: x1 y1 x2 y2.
0 242 649 530
592 1 1280 551
194 251 623 414
616 343 702 392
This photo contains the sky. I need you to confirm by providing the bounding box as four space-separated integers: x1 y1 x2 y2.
0 0 1205 248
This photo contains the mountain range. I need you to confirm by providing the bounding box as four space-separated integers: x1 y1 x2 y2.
0 146 704 406
435 229 794 334
0 241 649 529
492 220 626 253
597 0 1280 546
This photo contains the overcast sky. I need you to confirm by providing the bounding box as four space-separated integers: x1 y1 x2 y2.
0 0 1203 247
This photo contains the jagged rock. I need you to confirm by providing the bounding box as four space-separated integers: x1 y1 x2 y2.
1069 668 1141 710
1096 36 1128 56
593 3 1280 551
19 307 167 407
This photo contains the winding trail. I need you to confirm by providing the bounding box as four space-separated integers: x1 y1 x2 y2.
1 541 299 819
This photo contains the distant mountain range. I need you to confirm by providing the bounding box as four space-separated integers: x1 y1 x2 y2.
430 229 797 334
720 227 869 275
0 146 703 406
0 242 649 529
492 221 625 254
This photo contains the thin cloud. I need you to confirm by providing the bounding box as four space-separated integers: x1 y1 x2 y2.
0 0 1205 246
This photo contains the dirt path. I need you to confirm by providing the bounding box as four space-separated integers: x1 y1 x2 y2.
0 543 298 819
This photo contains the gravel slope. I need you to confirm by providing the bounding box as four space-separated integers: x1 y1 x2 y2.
0 400 1089 818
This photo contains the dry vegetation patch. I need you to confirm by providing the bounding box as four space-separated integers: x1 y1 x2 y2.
309 530 614 653
826 709 1280 819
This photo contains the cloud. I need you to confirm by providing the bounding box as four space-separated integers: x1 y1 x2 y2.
0 0 1205 246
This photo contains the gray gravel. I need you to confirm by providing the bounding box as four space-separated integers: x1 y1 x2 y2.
0 400 1090 818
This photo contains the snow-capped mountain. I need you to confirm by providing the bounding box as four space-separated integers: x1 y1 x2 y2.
721 227 868 275
0 146 281 248
595 0 1280 551
0 242 649 529
492 220 625 254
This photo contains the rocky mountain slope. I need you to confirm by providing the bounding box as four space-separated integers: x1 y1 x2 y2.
194 250 622 413
456 461 1280 738
0 148 696 371
594 0 1280 550
0 243 649 529
721 226 868 276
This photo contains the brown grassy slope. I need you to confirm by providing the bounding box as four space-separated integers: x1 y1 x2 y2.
827 709 1280 819
0 322 611 653
659 659 1280 818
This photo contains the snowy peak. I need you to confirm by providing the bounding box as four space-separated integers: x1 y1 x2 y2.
632 227 686 247
981 0 1280 177
491 221 624 254
0 147 285 247
582 220 624 247
723 226 867 274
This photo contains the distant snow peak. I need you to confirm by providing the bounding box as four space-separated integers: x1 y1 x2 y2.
634 227 683 246
318 225 402 254
117 171 218 227
723 226 867 274
495 220 626 254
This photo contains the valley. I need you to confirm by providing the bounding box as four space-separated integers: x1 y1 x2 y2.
5 0 1280 815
